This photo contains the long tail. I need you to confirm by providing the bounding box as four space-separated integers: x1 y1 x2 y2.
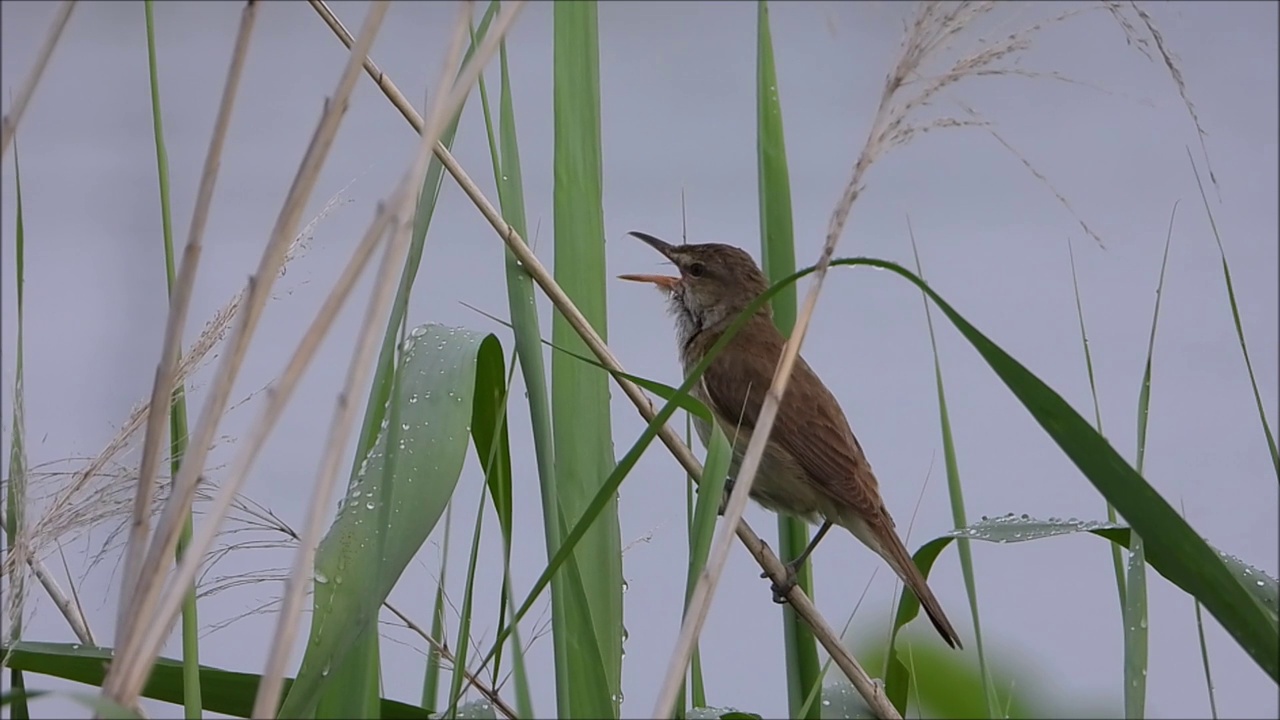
876 523 963 649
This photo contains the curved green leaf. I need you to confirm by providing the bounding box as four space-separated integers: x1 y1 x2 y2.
278 324 504 717
478 256 1279 692
886 514 1279 706
842 253 1279 683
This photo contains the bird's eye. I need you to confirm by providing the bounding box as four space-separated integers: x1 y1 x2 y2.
687 262 706 278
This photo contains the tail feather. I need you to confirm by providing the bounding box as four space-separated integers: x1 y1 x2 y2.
877 524 963 650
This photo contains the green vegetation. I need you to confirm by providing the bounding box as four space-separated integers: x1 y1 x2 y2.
1 2 1275 719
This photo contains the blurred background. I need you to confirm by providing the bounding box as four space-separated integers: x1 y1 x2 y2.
1 1 1276 717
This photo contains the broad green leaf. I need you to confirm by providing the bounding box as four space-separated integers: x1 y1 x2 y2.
552 2 623 717
319 11 499 714
0 642 429 719
278 324 505 717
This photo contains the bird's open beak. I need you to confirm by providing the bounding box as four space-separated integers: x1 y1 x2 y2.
617 272 679 289
617 231 680 289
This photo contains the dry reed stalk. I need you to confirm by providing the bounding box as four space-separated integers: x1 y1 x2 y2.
306 0 896 713
252 3 525 713
101 1 392 705
2 190 347 587
0 0 76 158
116 0 259 649
101 1 525 708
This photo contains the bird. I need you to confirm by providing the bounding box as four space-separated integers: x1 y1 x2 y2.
618 230 962 649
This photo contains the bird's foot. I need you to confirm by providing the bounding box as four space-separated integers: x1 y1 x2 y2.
761 559 799 604
716 476 736 517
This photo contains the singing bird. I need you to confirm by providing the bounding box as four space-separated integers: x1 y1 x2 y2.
619 231 962 649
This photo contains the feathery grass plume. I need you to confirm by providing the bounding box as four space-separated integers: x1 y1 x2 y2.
0 188 350 588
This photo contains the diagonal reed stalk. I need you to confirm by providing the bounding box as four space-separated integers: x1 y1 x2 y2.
109 0 257 681
103 3 524 711
0 0 76 158
307 3 897 717
102 1 388 704
309 6 901 719
251 3 528 713
115 0 258 660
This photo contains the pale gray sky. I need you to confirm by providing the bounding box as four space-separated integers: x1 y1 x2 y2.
2 1 1277 718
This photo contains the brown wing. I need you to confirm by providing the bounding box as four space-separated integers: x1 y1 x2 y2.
699 318 886 520
701 320 964 648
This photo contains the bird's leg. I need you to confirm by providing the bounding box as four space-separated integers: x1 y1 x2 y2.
716 476 736 516
762 520 834 604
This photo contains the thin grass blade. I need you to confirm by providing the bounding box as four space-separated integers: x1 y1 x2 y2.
678 425 732 712
4 132 29 720
754 3 821 714
907 226 996 716
1186 150 1278 480
471 4 554 712
141 3 201 714
1067 237 1127 611
1125 203 1179 719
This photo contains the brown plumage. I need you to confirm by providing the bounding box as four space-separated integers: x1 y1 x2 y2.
619 231 962 650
